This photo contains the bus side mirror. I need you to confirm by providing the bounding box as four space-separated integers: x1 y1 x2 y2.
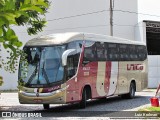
62 49 76 66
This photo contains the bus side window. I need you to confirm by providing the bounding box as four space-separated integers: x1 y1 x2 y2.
67 41 76 49
108 43 119 61
67 41 83 79
129 45 139 61
104 43 108 60
67 42 77 79
75 40 83 69
67 55 76 79
83 41 96 65
96 42 106 61
137 45 147 61
143 46 148 60
76 40 83 54
119 44 129 61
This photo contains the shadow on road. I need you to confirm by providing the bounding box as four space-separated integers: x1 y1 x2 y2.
31 95 151 117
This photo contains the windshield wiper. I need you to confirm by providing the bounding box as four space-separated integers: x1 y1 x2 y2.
27 63 38 85
41 64 50 85
55 61 61 82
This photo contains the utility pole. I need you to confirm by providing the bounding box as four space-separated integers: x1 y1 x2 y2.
110 0 113 36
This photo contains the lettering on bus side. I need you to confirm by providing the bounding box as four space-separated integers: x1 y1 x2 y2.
83 67 90 76
83 67 90 71
127 64 144 71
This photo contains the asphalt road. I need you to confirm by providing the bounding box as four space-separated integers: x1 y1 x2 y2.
0 89 158 119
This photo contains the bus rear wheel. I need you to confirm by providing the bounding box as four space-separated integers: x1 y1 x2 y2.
43 104 50 109
121 82 136 99
79 88 87 108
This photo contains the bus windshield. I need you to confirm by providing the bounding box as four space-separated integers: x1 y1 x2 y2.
19 45 66 87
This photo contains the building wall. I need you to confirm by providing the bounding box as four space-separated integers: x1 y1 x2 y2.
136 22 160 88
138 0 160 22
136 0 160 88
0 0 138 90
113 0 138 39
134 22 146 43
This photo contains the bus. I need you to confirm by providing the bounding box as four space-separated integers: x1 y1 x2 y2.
18 32 148 109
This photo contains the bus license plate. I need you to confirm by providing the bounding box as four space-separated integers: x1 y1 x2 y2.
34 99 43 103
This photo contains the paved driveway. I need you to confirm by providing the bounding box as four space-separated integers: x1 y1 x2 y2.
0 89 155 111
0 89 158 119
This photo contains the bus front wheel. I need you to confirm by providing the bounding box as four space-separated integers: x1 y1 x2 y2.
43 104 50 109
79 88 87 108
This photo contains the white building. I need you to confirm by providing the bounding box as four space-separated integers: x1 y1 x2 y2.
0 0 160 90
136 0 160 88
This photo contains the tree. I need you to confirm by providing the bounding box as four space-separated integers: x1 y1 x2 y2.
0 76 3 86
0 0 50 73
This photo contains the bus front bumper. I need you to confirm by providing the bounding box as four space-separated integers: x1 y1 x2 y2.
19 86 68 104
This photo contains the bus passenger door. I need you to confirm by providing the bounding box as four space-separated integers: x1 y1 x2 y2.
66 41 82 102
81 41 96 98
66 55 77 90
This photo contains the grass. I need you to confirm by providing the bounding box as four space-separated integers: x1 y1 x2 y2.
139 107 160 119
139 107 160 111
143 88 157 92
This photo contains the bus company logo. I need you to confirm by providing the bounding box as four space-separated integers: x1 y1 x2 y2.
127 64 144 71
48 85 60 92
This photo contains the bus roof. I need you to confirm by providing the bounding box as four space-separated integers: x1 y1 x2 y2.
25 32 145 46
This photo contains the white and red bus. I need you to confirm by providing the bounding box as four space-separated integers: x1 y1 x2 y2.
18 32 148 109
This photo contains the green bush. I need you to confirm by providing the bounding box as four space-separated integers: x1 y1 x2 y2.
0 76 3 86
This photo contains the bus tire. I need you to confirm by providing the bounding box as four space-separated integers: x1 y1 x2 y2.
122 82 136 99
128 82 136 99
43 104 50 109
79 88 87 109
